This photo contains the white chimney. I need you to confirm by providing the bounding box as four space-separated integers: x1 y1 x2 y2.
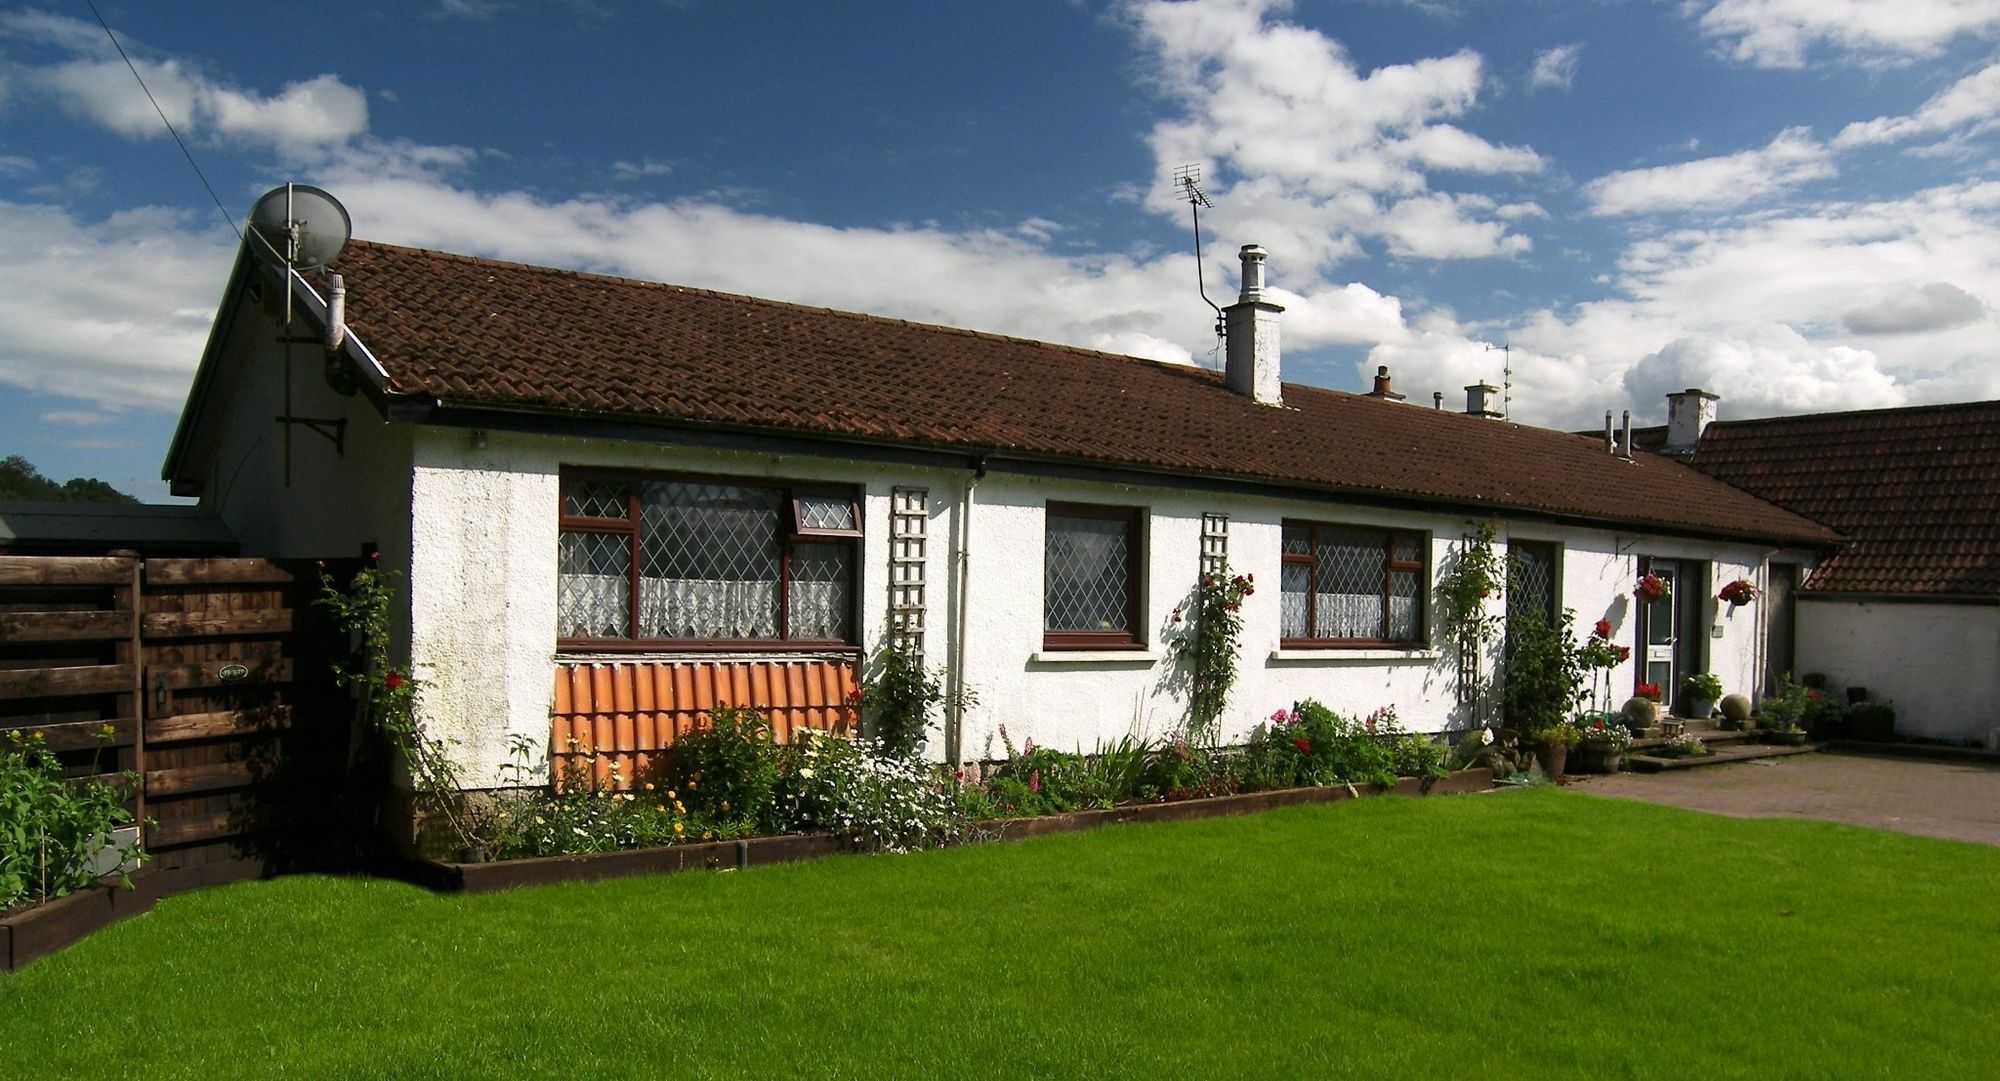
1464 382 1502 419
1224 244 1284 406
1665 388 1718 453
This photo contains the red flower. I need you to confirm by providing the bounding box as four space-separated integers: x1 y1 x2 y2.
1614 645 1632 663
1593 619 1612 639
845 688 863 705
384 671 404 690
1292 737 1312 755
1636 681 1662 701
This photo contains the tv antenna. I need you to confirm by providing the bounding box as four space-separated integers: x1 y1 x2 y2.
1485 340 1513 420
1174 164 1225 363
248 183 353 486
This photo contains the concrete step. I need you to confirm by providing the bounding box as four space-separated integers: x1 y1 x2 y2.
1625 742 1817 773
1630 727 1761 751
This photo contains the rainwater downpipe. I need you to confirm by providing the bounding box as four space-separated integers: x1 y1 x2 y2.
945 454 987 766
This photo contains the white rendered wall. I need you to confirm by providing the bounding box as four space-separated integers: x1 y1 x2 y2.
399 426 1816 781
193 286 414 566
1796 600 2000 747
404 428 962 786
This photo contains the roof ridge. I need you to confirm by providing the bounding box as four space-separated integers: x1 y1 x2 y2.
1709 397 2000 429
341 237 1232 386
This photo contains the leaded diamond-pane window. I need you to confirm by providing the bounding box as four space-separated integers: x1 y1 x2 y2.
794 493 860 535
564 479 629 519
558 532 631 637
558 471 860 645
1506 541 1559 649
1281 521 1427 645
1044 504 1142 646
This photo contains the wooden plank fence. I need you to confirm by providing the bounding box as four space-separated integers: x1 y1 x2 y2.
0 554 345 880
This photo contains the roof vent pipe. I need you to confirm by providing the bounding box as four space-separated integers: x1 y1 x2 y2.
1620 410 1633 459
1223 245 1284 406
1603 411 1614 454
324 273 347 351
1433 392 1443 410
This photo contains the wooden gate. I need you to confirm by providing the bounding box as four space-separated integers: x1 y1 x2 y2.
0 555 345 885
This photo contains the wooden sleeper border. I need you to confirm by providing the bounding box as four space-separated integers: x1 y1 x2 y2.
413 768 1497 895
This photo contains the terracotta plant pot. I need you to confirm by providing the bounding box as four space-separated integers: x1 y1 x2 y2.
1533 741 1569 781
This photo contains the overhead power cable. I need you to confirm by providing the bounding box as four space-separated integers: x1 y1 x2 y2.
83 0 241 238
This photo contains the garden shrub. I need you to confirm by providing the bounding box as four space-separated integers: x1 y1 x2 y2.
0 730 142 912
1141 737 1219 799
857 640 974 760
987 727 1112 813
667 707 784 833
774 731 965 851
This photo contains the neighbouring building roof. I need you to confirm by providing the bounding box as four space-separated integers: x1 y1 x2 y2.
1625 401 2000 596
218 238 1838 547
0 500 237 555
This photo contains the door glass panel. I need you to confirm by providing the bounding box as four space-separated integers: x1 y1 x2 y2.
1647 660 1672 689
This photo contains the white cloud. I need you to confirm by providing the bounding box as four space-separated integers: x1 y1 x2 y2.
1834 61 2000 148
1124 0 1542 270
436 0 507 19
39 409 117 426
206 74 369 155
0 201 237 410
7 14 367 155
1695 0 2000 68
1623 329 1906 415
1528 43 1582 91
1841 281 1988 334
1583 127 1834 215
609 159 674 182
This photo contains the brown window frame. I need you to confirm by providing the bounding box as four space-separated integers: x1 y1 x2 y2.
557 468 862 654
1280 520 1428 648
1043 502 1146 651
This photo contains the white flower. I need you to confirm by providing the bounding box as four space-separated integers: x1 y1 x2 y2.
1480 727 1495 746
799 767 814 779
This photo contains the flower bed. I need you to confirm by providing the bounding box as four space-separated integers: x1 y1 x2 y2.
409 767 1496 895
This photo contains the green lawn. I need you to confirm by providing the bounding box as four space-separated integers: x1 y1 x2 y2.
5 789 1998 1079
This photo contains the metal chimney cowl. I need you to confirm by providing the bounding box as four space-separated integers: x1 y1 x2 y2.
1224 245 1284 406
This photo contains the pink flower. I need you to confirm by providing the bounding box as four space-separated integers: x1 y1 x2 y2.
1027 770 1041 794
1270 709 1291 723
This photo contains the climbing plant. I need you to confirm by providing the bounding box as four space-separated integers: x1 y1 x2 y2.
316 560 474 851
1436 520 1505 716
1168 566 1254 745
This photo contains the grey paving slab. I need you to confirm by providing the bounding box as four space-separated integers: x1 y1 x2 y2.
1569 750 2000 847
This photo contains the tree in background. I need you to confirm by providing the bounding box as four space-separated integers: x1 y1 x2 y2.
0 456 138 504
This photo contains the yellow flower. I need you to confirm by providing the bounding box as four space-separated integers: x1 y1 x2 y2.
720 800 729 812
687 778 698 790
701 830 713 840
98 723 117 738
673 821 685 834
644 782 655 792
674 801 685 814
666 789 677 799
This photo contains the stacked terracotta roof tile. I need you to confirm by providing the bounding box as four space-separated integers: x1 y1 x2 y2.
1651 402 2000 596
328 239 1837 547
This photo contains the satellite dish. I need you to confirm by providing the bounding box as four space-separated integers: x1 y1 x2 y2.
248 184 351 269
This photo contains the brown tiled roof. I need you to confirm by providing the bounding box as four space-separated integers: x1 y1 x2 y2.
1669 402 2000 595
327 239 1837 546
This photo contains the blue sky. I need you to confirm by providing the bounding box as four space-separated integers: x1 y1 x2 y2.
3 0 1998 501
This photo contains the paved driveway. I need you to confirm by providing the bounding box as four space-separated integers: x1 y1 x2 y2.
1570 750 2000 847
